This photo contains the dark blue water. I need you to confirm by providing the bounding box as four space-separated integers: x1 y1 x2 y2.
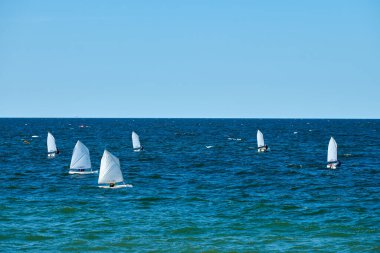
1 119 379 252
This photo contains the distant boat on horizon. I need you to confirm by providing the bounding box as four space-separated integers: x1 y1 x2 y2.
132 131 144 151
257 130 269 152
327 137 341 169
47 132 59 158
98 150 132 189
69 140 97 174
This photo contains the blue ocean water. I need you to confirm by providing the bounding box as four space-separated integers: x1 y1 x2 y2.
0 118 379 252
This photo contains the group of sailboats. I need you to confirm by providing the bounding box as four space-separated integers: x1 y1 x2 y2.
256 129 340 168
46 131 143 188
46 128 341 190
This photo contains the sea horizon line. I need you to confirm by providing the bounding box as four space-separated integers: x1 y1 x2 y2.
1 117 379 120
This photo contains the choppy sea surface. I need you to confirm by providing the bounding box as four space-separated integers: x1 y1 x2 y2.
0 118 379 252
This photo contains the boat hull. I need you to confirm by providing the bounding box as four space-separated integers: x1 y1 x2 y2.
69 170 98 175
258 147 268 152
48 153 56 158
327 161 341 169
98 184 133 189
133 147 143 152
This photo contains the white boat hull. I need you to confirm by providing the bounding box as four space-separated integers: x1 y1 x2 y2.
98 184 133 189
258 147 268 152
69 170 98 175
327 161 341 169
48 153 56 158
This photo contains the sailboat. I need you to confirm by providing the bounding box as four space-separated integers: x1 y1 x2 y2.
132 131 143 151
257 130 269 152
327 137 341 169
98 150 133 189
47 132 59 158
69 140 97 174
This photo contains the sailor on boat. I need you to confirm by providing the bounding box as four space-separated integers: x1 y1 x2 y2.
258 144 268 152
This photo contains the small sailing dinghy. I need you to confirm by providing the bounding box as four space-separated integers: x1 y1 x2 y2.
257 130 269 152
47 132 59 158
132 131 143 151
69 140 97 174
327 137 341 169
98 150 133 189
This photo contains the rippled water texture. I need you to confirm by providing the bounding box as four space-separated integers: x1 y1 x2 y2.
0 119 379 252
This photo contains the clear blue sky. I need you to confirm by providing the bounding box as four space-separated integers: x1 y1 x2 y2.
0 0 379 118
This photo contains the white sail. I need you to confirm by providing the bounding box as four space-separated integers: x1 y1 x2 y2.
327 137 338 162
70 140 91 169
132 131 141 150
257 130 265 148
47 132 57 153
98 150 124 184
